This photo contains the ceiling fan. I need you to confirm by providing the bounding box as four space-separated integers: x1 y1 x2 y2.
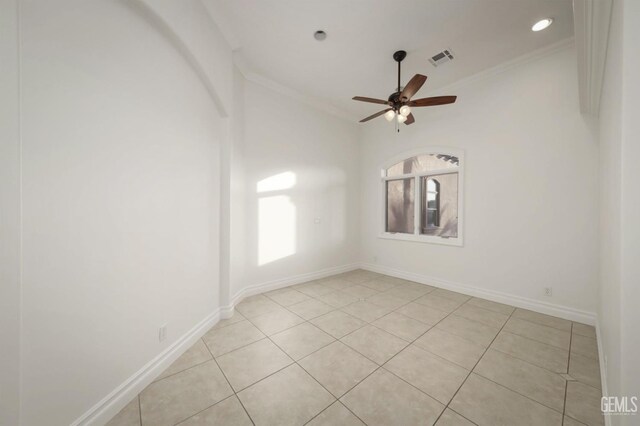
352 50 457 126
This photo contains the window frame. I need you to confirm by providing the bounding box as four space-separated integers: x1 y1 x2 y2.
378 147 464 247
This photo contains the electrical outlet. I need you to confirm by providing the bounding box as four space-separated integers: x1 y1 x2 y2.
544 287 553 297
373 256 378 263
159 324 167 342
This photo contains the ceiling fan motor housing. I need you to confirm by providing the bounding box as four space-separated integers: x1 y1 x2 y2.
393 50 407 62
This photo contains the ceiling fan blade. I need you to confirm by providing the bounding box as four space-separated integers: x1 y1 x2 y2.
409 96 457 107
404 113 415 125
352 96 390 105
400 74 427 101
359 108 392 123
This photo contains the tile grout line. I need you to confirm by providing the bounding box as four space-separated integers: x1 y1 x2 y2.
430 301 518 425
562 322 574 426
128 271 600 426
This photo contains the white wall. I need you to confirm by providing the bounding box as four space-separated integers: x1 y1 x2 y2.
236 80 361 295
598 0 640 421
0 0 22 424
359 45 599 317
597 0 623 412
619 0 640 409
19 1 225 424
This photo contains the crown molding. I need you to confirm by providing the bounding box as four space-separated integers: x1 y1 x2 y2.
573 0 613 116
233 51 360 123
425 37 576 96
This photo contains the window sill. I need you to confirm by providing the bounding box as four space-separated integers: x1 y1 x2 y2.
378 232 464 247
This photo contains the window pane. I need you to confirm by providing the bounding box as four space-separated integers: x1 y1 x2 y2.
386 178 414 233
421 173 458 237
386 154 459 177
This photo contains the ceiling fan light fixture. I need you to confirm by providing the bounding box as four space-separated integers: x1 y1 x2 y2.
384 110 396 121
397 114 407 124
531 18 553 32
399 105 411 117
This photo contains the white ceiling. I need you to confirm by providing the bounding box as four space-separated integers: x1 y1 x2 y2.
203 0 574 119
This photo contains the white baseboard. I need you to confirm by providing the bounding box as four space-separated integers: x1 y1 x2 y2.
74 261 599 425
227 262 361 310
360 262 597 325
75 262 359 425
72 309 221 426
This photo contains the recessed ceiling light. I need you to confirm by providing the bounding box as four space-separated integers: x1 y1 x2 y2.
532 18 553 32
314 30 327 41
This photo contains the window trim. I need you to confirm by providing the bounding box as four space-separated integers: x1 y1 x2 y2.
378 147 464 247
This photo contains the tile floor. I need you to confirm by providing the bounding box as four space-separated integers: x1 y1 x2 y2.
107 270 604 426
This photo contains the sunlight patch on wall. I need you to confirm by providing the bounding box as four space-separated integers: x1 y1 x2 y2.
257 172 297 266
257 171 296 193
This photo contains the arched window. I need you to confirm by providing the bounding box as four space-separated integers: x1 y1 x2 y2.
381 151 463 245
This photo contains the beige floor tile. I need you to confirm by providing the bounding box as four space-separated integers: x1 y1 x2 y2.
490 331 569 373
216 339 292 391
376 275 414 286
236 295 282 318
571 334 599 360
435 409 475 426
465 297 515 315
563 415 588 426
474 349 566 412
106 397 140 426
397 281 434 293
572 323 596 339
503 318 571 350
450 373 562 426
271 322 335 360
248 308 305 336
341 325 408 365
384 345 469 404
315 290 360 308
372 312 431 342
299 341 377 397
380 286 429 301
342 284 380 299
155 339 212 381
435 315 500 347
341 301 392 323
296 282 335 298
430 288 471 303
453 304 509 328
341 368 444 426
341 270 379 283
359 279 398 292
265 289 310 307
203 320 265 357
395 302 449 325
178 396 252 426
238 364 335 426
512 309 572 332
140 360 233 426
414 293 465 313
565 381 604 426
414 328 486 370
320 278 356 291
569 352 601 389
310 310 367 339
365 293 409 310
212 311 246 330
287 298 334 320
307 402 365 426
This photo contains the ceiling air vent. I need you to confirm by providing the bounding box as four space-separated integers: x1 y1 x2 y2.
429 49 454 67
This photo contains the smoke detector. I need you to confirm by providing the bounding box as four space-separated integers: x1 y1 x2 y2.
429 49 455 67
